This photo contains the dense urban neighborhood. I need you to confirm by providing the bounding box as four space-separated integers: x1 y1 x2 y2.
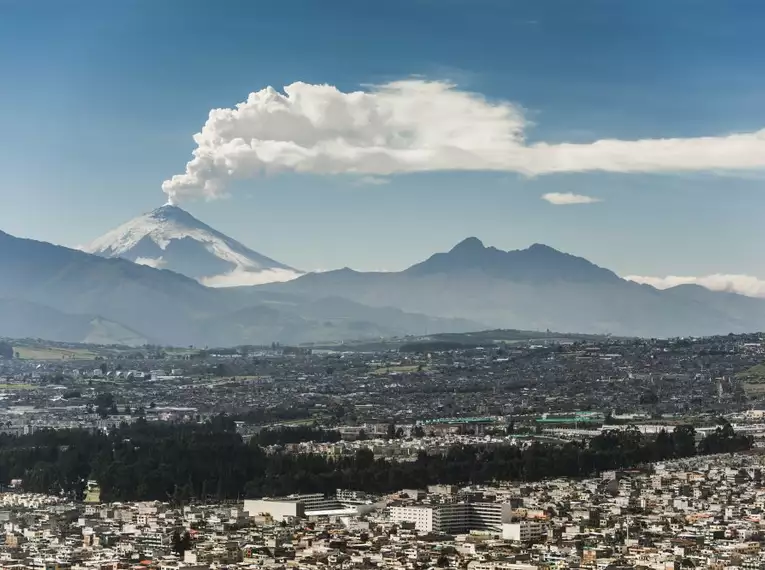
0 333 765 568
1 453 765 569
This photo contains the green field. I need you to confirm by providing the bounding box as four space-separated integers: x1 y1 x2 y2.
278 418 319 426
737 363 765 396
371 364 424 375
13 346 97 360
0 383 36 390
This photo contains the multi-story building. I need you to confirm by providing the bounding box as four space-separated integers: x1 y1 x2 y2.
389 500 514 534
502 521 545 542
243 499 304 522
336 489 373 504
244 493 341 522
389 505 436 533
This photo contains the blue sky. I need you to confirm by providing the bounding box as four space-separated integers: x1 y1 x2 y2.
1 0 764 285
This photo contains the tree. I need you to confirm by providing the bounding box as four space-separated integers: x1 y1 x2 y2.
639 391 659 405
386 423 397 439
94 392 115 418
330 403 346 423
672 425 697 458
413 425 425 438
171 530 182 554
251 426 341 446
0 417 748 504
99 363 108 375
357 429 368 441
124 405 132 415
171 529 192 555
437 554 449 568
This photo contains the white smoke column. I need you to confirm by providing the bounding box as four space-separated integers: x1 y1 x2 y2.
162 80 765 202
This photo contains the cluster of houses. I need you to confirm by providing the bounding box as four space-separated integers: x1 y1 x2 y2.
2 453 765 569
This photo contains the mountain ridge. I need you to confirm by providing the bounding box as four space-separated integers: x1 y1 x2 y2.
0 229 480 345
260 237 765 338
4 224 765 343
405 237 621 282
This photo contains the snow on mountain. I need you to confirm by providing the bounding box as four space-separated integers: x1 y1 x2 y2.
82 204 303 286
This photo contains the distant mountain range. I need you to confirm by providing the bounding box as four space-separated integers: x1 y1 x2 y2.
2 208 765 346
82 205 303 286
0 299 147 346
0 229 477 346
261 237 765 338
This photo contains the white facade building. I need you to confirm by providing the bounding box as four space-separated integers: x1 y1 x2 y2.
243 499 304 522
390 505 436 533
244 493 340 522
502 521 544 542
390 501 514 534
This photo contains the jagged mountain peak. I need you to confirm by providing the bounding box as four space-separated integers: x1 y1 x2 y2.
450 236 486 253
526 242 560 254
82 204 303 287
405 238 619 283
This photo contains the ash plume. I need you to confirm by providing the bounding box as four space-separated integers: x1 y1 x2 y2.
162 80 765 203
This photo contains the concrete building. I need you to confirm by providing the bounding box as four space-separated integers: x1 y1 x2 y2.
390 505 436 533
243 493 341 522
389 501 514 534
284 493 339 511
502 521 544 543
243 499 304 522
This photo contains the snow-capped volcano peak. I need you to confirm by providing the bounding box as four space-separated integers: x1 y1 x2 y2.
82 205 303 287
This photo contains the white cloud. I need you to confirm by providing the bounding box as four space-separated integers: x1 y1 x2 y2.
542 192 601 205
354 175 390 186
199 267 303 287
134 256 166 268
625 274 765 299
162 79 765 202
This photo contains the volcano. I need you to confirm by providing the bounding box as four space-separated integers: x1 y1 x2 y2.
82 204 302 286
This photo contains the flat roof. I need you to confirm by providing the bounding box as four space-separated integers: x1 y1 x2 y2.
305 508 358 516
420 417 496 425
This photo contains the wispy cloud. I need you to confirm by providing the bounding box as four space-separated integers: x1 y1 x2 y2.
199 268 303 287
162 79 765 202
354 175 390 186
542 192 601 205
134 256 166 269
626 274 765 299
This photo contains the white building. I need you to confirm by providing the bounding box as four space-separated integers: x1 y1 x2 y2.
390 505 436 533
243 493 339 522
468 563 539 570
502 520 545 543
243 499 304 522
390 501 514 534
